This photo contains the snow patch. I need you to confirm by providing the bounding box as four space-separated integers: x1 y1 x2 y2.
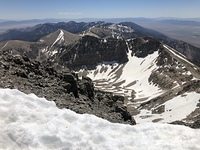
164 45 195 66
1 41 9 50
108 24 134 39
80 49 162 104
108 24 134 33
50 30 65 49
135 92 200 123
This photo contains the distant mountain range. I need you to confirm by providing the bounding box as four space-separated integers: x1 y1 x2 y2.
0 21 199 65
0 21 169 42
1 17 200 47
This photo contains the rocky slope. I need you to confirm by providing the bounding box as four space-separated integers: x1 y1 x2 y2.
0 51 135 125
165 40 200 65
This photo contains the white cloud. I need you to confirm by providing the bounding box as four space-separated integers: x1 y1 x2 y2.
57 12 83 15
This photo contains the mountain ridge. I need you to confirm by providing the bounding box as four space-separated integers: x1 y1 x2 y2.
0 21 199 64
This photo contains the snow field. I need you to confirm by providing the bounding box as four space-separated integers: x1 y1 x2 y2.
48 30 65 56
135 92 200 123
81 50 162 102
1 88 200 150
1 41 9 50
51 30 64 48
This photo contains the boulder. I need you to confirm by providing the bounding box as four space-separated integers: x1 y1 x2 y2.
62 73 79 98
78 76 94 100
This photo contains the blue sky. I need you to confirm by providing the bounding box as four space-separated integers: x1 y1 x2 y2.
0 0 200 20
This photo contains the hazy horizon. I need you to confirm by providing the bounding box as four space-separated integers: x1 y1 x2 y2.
0 0 200 20
1 17 200 22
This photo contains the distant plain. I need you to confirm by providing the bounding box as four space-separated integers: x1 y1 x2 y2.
133 20 200 48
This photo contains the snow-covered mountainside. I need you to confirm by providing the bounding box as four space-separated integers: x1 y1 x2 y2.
1 88 200 150
78 37 200 124
39 29 80 59
79 45 161 101
82 23 136 39
0 29 81 61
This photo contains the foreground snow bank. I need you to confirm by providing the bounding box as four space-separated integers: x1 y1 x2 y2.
0 89 200 150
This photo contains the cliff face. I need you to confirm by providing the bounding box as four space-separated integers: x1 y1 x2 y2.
56 36 129 69
52 36 163 69
127 36 162 57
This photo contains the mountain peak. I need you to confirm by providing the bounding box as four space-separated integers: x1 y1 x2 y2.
40 29 80 45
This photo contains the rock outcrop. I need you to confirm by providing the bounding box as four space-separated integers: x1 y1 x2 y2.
57 35 129 69
127 36 162 57
170 120 200 129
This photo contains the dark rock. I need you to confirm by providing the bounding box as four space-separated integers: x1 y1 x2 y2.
59 82 71 91
127 37 161 58
170 121 189 127
115 106 133 122
62 73 79 98
170 120 200 129
13 56 24 65
112 95 124 102
148 72 175 89
14 70 28 78
177 80 200 95
45 66 56 75
78 76 94 100
191 120 200 129
152 105 165 114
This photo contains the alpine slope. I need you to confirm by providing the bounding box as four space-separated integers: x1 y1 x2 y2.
78 37 200 124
